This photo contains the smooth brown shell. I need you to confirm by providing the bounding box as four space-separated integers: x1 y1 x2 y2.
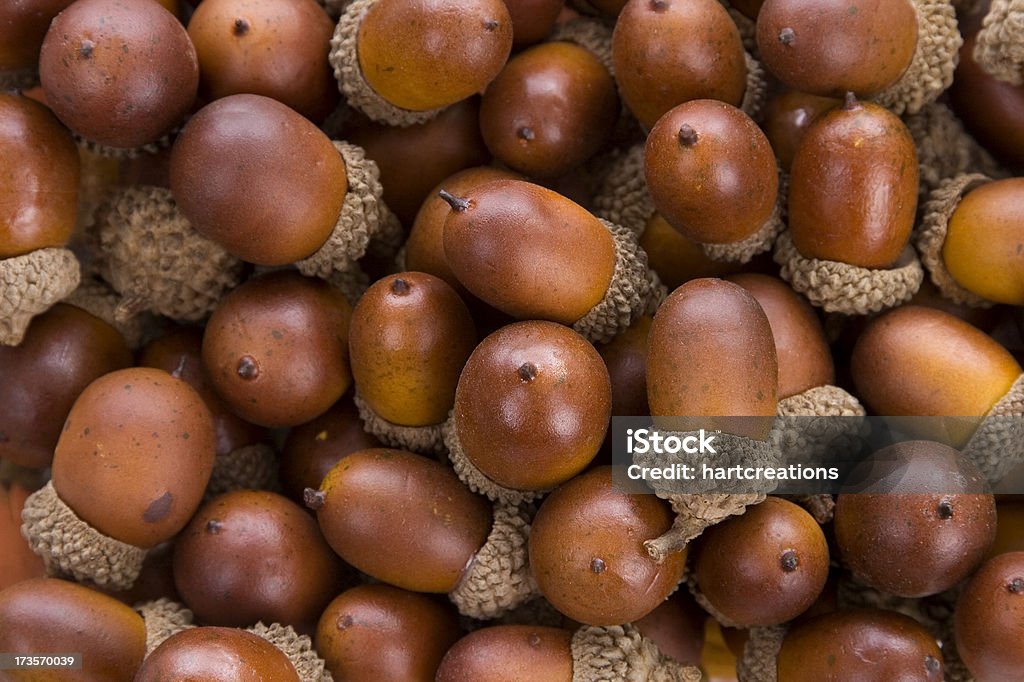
633 590 705 666
777 609 944 681
0 483 46 592
480 41 619 178
435 625 574 682
529 466 686 626
0 578 146 682
442 178 616 324
727 273 833 399
52 367 216 548
694 497 829 626
0 0 76 72
761 89 839 171
357 0 513 112
135 626 300 682
311 448 492 593
0 304 131 469
639 213 741 291
0 93 79 258
170 94 347 265
505 0 564 48
38 0 198 148
187 0 339 122
955 552 1024 680
647 278 778 439
788 97 918 268
990 501 1024 557
454 321 611 491
597 315 652 418
316 583 461 682
350 272 476 427
611 0 746 130
202 271 353 428
645 99 778 244
755 0 917 98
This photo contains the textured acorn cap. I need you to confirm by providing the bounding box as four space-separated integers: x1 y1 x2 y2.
204 443 281 501
247 621 334 682
736 625 788 682
773 231 924 315
0 247 80 346
353 389 446 456
571 624 702 681
449 501 537 620
774 385 867 474
63 277 147 350
742 50 769 122
74 130 174 161
550 17 614 75
329 0 444 127
592 144 654 236
915 173 995 307
962 373 1024 485
95 186 244 324
136 598 195 655
443 414 543 505
974 0 1024 85
20 480 147 590
872 0 962 115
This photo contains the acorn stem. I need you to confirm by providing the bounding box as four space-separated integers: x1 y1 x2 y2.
678 124 699 147
778 27 795 45
303 488 326 510
438 190 471 212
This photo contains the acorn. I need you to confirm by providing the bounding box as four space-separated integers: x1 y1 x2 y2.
529 466 686 626
639 214 742 291
201 270 353 428
954 551 1024 680
0 481 46 591
316 583 461 681
439 178 660 343
38 0 199 155
349 272 476 455
596 315 653 419
0 92 81 346
632 589 706 667
505 0 565 48
972 2 1024 86
19 368 215 589
329 0 513 126
0 0 76 89
135 626 301 682
187 0 339 122
445 321 611 503
761 88 840 171
990 499 1024 557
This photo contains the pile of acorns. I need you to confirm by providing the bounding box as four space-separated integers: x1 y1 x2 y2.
1 0 1024 680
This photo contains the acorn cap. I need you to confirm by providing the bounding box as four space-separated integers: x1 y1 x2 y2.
0 67 40 92
63 277 147 349
364 202 405 264
773 230 924 315
247 621 333 682
635 431 777 498
329 0 444 127
872 0 962 115
645 492 767 564
572 219 664 345
962 373 1024 485
326 264 371 307
74 130 174 161
549 17 614 75
571 624 702 682
723 2 757 54
20 480 147 590
592 144 654 236
741 49 769 122
736 625 788 682
974 0 1024 85
449 501 537 620
296 141 388 279
915 173 995 308
353 389 447 456
443 414 543 505
204 443 281 501
774 385 867 468
686 566 741 629
790 494 836 525
95 186 244 323
0 247 80 346
136 598 195 655
906 102 1006 202
701 170 785 264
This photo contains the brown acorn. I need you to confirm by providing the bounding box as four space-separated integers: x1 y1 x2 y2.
639 213 742 290
632 590 706 666
761 88 840 171
529 466 686 625
505 0 565 48
436 626 574 681
0 0 76 88
788 93 919 268
135 626 300 682
597 315 653 418
644 99 778 245
954 551 1024 680
611 0 747 130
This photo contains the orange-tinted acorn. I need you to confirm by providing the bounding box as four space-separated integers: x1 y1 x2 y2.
135 626 300 682
955 551 1024 680
0 483 46 591
436 625 574 681
639 213 742 291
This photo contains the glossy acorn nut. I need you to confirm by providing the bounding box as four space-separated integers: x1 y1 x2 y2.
692 497 829 626
354 0 512 112
0 0 76 86
639 213 741 290
647 278 778 440
0 578 146 681
201 271 353 428
777 609 944 681
942 178 1024 306
597 315 652 418
0 93 79 259
306 448 492 593
505 0 565 47
990 500 1024 557
170 94 348 266
761 88 839 171
0 483 45 591
173 490 344 630
611 0 747 130
727 273 833 400
316 583 461 681
436 625 574 681
530 466 686 625
441 178 616 325
38 0 198 150
350 272 476 427
645 99 777 245
955 551 1024 680
788 94 918 268
452 321 611 493
835 440 996 598
0 304 131 469
480 41 618 179
136 626 300 682
632 589 705 666
755 0 917 98
187 0 339 122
